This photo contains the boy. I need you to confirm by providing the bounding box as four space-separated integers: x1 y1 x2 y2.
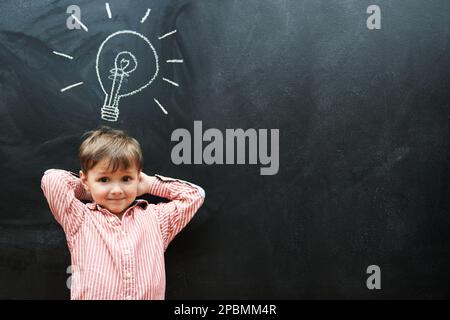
41 126 205 300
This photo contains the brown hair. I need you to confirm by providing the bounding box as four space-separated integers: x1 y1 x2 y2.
79 126 143 174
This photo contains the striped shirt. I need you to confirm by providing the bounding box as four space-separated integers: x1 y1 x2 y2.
41 169 205 300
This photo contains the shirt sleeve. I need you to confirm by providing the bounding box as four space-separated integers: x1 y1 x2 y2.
148 174 206 251
41 169 87 238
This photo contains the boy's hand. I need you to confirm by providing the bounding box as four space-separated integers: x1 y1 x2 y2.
83 189 93 201
137 172 157 197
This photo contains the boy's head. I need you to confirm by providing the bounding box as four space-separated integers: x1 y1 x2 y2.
79 126 144 216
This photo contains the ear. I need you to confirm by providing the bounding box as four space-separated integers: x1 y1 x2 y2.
79 170 90 191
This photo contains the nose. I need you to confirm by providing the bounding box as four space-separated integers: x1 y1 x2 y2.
110 183 124 196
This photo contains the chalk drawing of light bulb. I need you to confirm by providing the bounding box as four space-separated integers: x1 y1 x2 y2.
96 30 159 122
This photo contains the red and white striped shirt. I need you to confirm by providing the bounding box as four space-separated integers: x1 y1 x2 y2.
41 169 205 300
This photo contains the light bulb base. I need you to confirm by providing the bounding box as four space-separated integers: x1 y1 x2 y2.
101 105 119 122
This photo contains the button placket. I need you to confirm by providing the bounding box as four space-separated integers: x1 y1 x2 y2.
121 215 128 236
121 236 135 300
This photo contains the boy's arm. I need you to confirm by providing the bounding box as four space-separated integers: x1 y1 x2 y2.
41 169 88 237
140 172 205 251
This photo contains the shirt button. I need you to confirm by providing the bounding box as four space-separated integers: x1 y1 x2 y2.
126 272 132 278
126 296 132 300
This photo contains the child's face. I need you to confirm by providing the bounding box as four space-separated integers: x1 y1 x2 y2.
79 158 141 216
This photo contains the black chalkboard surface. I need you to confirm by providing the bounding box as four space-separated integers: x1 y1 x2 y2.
0 0 449 299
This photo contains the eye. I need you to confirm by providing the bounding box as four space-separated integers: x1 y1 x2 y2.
98 177 109 183
123 176 133 182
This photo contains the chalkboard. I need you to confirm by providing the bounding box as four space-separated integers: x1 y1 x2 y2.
0 0 449 299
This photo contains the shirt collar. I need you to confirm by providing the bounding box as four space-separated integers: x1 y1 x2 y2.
86 199 149 211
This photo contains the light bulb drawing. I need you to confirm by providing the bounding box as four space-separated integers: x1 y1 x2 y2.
55 3 183 120
96 30 159 122
101 50 138 121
